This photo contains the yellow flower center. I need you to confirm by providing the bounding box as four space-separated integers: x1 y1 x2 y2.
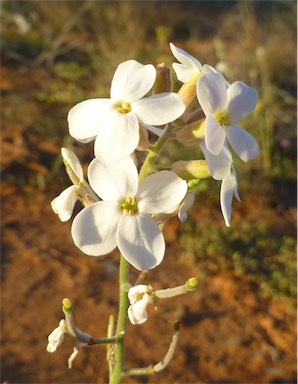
215 111 231 126
114 101 132 114
121 196 138 215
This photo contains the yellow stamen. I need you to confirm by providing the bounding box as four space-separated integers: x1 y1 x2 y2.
114 101 132 114
215 111 231 126
121 196 138 215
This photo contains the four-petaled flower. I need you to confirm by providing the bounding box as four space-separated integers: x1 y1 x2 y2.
128 285 154 325
197 72 259 161
71 157 188 271
68 59 185 164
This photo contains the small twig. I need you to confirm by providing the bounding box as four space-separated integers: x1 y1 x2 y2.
135 270 149 285
153 321 180 372
122 321 180 377
62 298 118 346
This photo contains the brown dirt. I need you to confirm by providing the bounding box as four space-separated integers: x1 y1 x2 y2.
1 62 296 384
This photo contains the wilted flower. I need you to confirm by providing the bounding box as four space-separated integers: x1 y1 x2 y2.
68 60 185 164
47 319 68 353
197 72 259 161
128 285 154 325
71 157 187 270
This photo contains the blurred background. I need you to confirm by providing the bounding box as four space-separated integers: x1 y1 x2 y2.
1 1 296 383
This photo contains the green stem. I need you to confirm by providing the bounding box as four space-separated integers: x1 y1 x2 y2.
109 122 178 383
109 256 130 384
139 122 176 181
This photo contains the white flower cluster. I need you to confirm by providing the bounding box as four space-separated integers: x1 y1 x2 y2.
52 43 259 271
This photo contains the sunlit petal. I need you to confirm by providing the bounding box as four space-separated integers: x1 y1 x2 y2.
170 43 202 82
200 141 232 180
68 99 113 142
94 110 139 163
51 185 77 222
132 93 185 125
178 192 195 222
61 148 83 179
227 81 259 123
225 125 259 161
197 72 227 114
172 63 197 83
128 293 153 325
117 214 165 271
88 157 138 200
71 201 121 256
220 170 239 227
205 114 226 155
128 285 151 304
111 60 156 103
137 171 187 214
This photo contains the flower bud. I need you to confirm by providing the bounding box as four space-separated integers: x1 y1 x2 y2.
176 120 205 146
171 160 211 181
185 277 199 291
178 71 200 110
152 63 172 94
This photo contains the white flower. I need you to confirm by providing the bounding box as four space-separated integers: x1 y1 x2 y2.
51 148 84 222
68 60 185 164
170 42 228 84
200 141 240 226
197 72 259 161
71 157 188 270
128 285 154 325
47 319 68 353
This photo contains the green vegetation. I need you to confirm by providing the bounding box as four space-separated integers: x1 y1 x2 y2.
180 215 296 299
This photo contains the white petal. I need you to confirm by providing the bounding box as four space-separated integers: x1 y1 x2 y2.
197 72 227 115
111 60 156 103
142 123 164 137
71 201 121 256
61 148 83 179
128 285 151 304
224 125 259 161
117 214 165 270
172 63 197 83
200 141 232 180
47 319 67 353
171 42 204 82
178 192 195 222
68 99 113 142
128 293 153 325
94 110 140 164
220 172 239 227
51 186 78 222
202 64 231 87
88 157 138 200
227 81 259 123
205 114 226 155
132 93 185 126
137 171 187 214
